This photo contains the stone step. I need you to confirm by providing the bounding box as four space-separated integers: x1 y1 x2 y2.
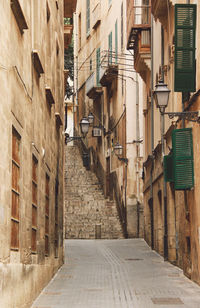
64 145 124 239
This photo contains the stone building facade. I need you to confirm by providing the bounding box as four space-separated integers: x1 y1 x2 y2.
0 0 75 307
126 0 200 285
72 0 144 239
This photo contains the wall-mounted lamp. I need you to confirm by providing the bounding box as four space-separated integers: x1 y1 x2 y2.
114 142 128 164
65 117 90 144
154 81 200 122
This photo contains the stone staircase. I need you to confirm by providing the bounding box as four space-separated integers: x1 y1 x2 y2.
64 145 124 239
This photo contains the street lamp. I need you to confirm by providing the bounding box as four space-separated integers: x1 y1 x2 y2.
114 142 128 164
80 117 90 135
114 142 123 156
65 117 90 144
154 82 170 113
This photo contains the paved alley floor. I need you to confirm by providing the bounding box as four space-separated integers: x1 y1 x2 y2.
31 239 200 308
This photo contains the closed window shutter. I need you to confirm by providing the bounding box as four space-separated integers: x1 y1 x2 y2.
108 32 112 64
96 48 100 86
86 0 90 36
115 20 118 64
164 154 174 183
172 128 194 190
174 4 196 92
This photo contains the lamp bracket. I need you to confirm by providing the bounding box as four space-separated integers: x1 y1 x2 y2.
162 111 200 123
117 156 128 164
65 136 83 144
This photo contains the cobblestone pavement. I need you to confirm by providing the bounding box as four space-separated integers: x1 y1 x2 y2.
31 239 200 308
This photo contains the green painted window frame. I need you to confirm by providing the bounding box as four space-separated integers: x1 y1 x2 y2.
174 4 196 92
108 31 112 65
115 20 118 64
86 0 90 37
96 48 101 86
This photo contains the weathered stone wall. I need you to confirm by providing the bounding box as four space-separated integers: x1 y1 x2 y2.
0 0 65 307
65 146 124 239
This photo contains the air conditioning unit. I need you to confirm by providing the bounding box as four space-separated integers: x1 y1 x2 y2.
92 126 102 137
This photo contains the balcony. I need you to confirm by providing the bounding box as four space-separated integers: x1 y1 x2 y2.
92 2 101 29
64 0 77 18
127 0 151 50
134 29 151 81
151 0 173 28
11 0 28 34
86 72 103 100
64 19 73 49
99 51 118 87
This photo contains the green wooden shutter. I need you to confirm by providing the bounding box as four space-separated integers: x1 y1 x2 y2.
96 48 100 86
121 3 123 50
115 20 118 64
86 0 90 36
164 154 174 183
174 4 196 92
172 128 194 190
108 31 112 65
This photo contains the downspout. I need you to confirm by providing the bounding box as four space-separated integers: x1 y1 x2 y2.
150 13 154 249
161 26 168 260
136 73 140 237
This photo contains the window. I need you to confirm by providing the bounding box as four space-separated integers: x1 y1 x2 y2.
86 0 90 36
174 4 196 92
32 156 38 253
11 128 21 250
115 20 118 63
79 13 81 49
45 174 50 256
96 48 101 86
121 2 123 50
108 32 112 65
54 180 59 258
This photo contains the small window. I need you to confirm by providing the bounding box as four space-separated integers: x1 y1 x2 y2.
79 13 82 48
11 128 21 250
47 1 50 23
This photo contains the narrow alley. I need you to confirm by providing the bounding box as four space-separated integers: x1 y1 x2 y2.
32 239 200 308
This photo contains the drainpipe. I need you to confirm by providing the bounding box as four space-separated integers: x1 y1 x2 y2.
150 13 154 249
161 26 168 260
136 73 140 237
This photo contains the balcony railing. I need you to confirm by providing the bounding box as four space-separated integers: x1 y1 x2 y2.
92 2 101 29
127 0 151 50
99 51 118 86
86 72 103 99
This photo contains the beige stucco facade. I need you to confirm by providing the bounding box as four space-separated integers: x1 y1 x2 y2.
73 0 144 238
126 0 200 285
0 0 76 307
